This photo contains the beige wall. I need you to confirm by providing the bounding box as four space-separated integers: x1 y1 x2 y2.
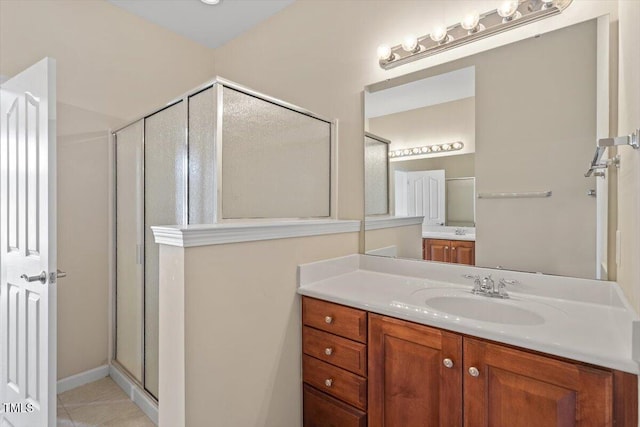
368 97 476 156
391 153 475 178
616 0 640 312
0 0 216 379
157 233 359 427
364 225 423 259
474 20 597 278
56 105 120 379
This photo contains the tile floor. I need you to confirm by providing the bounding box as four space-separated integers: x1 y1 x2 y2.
57 377 155 427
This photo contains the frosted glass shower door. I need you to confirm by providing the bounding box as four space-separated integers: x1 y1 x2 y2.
220 87 332 219
144 102 186 399
115 121 144 382
365 134 390 216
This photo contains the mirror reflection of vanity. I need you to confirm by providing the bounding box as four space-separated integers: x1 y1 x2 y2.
364 16 611 280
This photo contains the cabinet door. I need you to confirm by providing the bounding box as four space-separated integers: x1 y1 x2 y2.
369 314 462 427
464 338 613 427
425 239 450 263
451 241 475 266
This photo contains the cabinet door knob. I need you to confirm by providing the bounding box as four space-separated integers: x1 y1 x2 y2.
468 367 480 377
445 246 449 250
324 378 333 387
324 347 333 356
443 358 454 368
324 316 333 324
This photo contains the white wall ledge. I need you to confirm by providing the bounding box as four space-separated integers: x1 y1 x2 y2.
364 216 423 231
152 220 361 248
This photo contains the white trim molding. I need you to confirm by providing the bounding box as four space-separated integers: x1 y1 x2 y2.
110 365 158 425
152 219 361 248
57 365 110 394
364 216 423 231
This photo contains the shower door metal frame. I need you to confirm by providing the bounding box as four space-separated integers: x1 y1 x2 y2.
111 76 337 405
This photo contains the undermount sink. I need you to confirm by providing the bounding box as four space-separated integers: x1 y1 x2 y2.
424 295 545 325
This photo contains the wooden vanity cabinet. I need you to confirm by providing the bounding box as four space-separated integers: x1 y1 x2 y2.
367 314 637 427
302 297 368 426
424 238 475 266
464 337 614 426
368 314 462 427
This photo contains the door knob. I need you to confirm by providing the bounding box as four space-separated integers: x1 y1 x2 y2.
20 271 47 284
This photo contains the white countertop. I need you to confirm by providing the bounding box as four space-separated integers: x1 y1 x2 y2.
422 231 476 241
422 225 476 241
297 254 639 374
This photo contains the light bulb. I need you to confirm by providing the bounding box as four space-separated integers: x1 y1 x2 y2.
430 25 448 43
497 1 519 19
461 12 480 32
403 149 410 155
452 142 463 150
377 44 393 61
541 0 554 8
432 145 442 152
421 147 429 153
401 35 419 52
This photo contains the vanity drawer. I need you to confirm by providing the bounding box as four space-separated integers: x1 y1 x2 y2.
303 326 367 376
303 355 367 410
303 384 366 427
303 297 367 343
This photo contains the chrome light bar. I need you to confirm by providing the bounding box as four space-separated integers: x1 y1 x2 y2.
379 0 573 70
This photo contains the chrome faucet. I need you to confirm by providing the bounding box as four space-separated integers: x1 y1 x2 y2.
463 274 518 299
454 228 466 235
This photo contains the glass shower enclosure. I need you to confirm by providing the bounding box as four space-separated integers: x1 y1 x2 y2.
113 78 333 401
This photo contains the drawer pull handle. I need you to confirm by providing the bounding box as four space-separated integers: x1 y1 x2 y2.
469 367 480 377
443 358 454 368
324 347 333 356
325 316 333 324
324 378 333 387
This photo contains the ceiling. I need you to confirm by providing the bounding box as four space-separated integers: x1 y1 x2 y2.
108 0 295 49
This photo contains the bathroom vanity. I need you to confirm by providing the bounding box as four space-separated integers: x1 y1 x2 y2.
298 254 638 426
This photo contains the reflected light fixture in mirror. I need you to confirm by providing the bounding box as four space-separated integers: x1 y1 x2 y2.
389 142 464 160
377 0 573 69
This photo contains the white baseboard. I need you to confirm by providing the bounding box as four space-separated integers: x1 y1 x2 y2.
57 365 110 394
109 365 158 425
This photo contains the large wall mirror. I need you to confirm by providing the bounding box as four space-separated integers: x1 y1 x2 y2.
364 16 612 280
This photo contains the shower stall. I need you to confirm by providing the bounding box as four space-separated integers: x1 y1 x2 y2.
112 78 334 400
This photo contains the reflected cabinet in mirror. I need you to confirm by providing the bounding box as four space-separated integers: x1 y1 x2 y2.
364 17 612 280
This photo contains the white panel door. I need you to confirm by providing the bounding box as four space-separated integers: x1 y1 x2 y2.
394 170 408 216
0 58 57 427
407 170 445 226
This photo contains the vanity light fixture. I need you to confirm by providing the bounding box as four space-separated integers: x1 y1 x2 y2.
377 0 572 69
497 1 521 22
389 141 464 159
461 12 483 34
401 35 420 53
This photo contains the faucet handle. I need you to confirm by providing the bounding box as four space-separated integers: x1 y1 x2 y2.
462 274 482 294
481 275 494 290
499 278 520 286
